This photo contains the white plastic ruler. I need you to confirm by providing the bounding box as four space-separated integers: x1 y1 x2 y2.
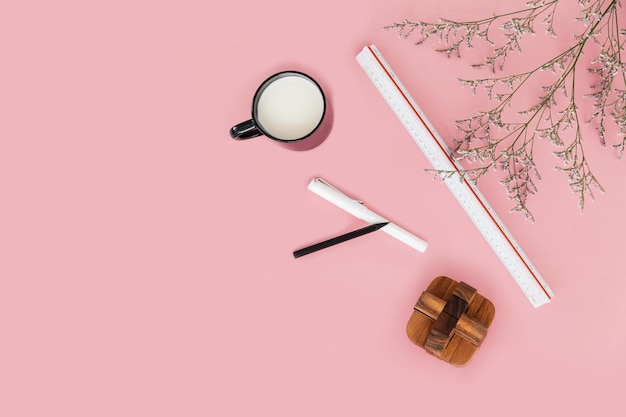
356 44 553 308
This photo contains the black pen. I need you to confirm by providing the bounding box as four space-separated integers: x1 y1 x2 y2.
293 222 389 258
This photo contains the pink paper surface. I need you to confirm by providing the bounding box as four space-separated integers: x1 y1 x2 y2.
1 1 624 415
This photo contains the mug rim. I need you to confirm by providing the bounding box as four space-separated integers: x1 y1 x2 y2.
250 70 327 143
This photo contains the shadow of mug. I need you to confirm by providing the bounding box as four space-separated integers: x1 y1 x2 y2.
229 71 332 151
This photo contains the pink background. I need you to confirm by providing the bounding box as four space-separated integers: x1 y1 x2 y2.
1 1 624 415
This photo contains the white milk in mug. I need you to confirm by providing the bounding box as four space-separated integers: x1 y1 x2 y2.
255 75 325 141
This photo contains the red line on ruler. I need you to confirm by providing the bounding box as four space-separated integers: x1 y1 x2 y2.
366 45 551 300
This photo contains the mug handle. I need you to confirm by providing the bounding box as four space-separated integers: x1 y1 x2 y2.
230 119 262 139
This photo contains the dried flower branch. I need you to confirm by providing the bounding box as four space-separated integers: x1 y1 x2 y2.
386 0 625 220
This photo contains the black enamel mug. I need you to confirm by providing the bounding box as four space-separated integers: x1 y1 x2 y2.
230 71 327 143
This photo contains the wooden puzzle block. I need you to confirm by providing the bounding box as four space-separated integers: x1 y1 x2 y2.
452 281 477 304
406 276 495 367
431 311 458 335
414 291 445 320
442 295 468 319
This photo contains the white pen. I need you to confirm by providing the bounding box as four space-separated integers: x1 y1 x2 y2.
307 177 428 253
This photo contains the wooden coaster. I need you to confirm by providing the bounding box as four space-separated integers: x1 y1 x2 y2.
406 276 495 367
